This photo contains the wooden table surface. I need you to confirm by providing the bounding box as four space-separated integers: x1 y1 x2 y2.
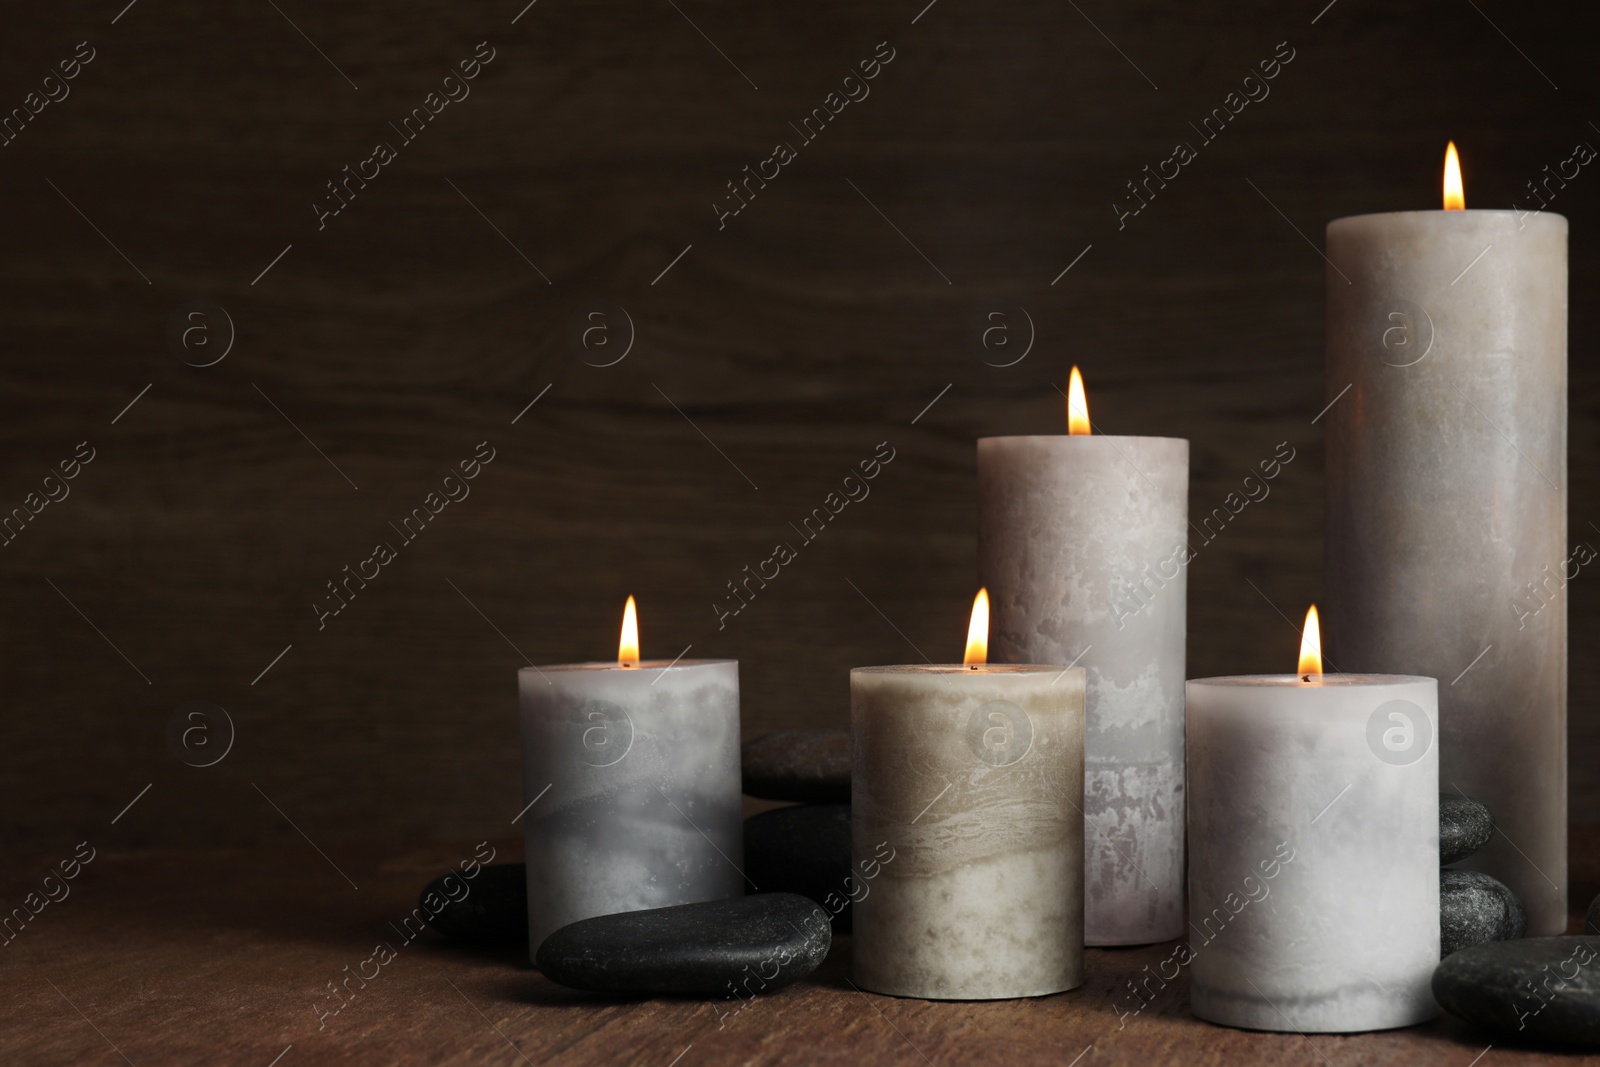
7 826 1599 1066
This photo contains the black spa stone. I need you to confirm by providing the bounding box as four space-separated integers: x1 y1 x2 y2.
743 804 853 932
535 894 831 997
742 728 850 803
420 863 527 947
1440 793 1496 864
1441 868 1526 957
1588 893 1599 936
1433 937 1600 1048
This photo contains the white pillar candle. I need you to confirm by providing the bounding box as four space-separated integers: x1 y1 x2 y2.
978 368 1188 946
1325 143 1567 934
852 591 1086 1000
518 598 743 957
1186 608 1439 1033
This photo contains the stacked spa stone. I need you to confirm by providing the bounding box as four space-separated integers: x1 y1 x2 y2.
416 862 830 996
1439 793 1526 958
740 728 856 933
535 895 830 995
1430 797 1599 1049
1435 936 1600 1048
408 728 853 997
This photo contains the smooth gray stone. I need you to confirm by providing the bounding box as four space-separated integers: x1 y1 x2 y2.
536 893 831 997
419 863 527 947
1440 793 1496 864
742 728 850 803
744 804 853 932
1433 937 1600 1047
1441 868 1526 958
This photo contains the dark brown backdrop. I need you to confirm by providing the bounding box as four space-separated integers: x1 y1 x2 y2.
1 0 1594 852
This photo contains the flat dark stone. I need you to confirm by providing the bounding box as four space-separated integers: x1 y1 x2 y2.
1441 793 1496 864
742 728 850 803
1441 868 1526 957
1588 893 1599 936
536 894 831 997
420 863 527 947
1434 937 1600 1047
744 804 853 932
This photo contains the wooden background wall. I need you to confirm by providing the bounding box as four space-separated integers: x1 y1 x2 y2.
1 0 1595 851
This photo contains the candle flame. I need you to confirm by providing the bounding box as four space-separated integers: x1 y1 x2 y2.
1297 604 1322 680
1443 141 1465 211
1067 366 1090 436
619 595 639 667
963 588 989 667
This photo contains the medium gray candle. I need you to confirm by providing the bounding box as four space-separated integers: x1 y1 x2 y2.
852 591 1086 999
978 368 1188 946
518 597 743 956
1324 143 1567 935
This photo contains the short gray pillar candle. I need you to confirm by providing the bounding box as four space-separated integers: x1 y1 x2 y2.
518 598 743 957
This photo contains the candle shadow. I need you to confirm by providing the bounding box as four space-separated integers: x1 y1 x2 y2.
500 977 656 1008
1406 1013 1599 1055
401 936 532 969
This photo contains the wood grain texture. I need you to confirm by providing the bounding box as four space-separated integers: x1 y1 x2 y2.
0 0 1595 853
3 831 1597 1064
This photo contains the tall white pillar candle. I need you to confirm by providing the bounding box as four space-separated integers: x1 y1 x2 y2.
1186 665 1439 1033
518 600 742 957
978 371 1188 945
1325 146 1566 934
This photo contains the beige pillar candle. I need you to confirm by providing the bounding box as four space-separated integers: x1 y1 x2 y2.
1324 143 1567 934
852 591 1086 1000
978 368 1189 946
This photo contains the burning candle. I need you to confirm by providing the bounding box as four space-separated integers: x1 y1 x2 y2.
1186 607 1439 1032
518 596 743 956
978 367 1189 945
852 590 1085 1000
1325 142 1567 934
